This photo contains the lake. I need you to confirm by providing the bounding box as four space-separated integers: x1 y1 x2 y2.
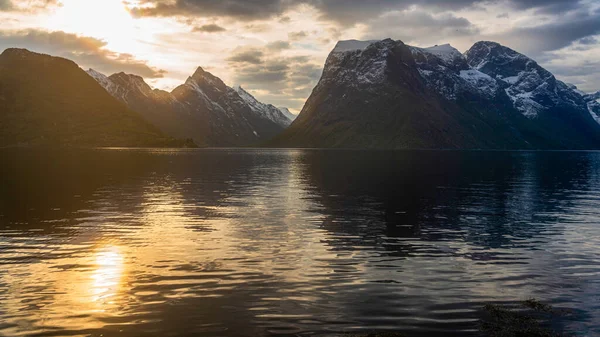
0 149 599 336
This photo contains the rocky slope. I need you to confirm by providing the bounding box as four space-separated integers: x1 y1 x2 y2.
271 39 600 149
0 49 181 147
88 68 293 147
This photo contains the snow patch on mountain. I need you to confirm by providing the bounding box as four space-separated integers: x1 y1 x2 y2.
333 40 379 53
420 44 464 65
323 40 394 88
185 76 226 114
459 69 498 96
234 85 294 127
86 69 116 94
278 107 297 121
588 102 600 124
327 39 599 121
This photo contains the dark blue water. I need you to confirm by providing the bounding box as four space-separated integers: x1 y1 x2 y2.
0 149 599 336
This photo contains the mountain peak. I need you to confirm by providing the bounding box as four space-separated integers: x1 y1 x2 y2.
332 40 381 53
465 40 539 75
1 48 32 57
412 43 464 65
192 66 206 77
1 48 78 69
187 66 227 91
278 107 297 121
108 72 153 94
471 41 502 49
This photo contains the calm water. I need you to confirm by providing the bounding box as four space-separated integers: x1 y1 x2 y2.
1 149 599 336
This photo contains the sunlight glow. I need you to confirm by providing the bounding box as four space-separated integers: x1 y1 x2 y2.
47 0 139 51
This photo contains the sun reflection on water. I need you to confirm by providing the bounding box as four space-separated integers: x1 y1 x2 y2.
90 246 125 309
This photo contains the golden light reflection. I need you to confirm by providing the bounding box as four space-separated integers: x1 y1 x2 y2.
89 246 125 309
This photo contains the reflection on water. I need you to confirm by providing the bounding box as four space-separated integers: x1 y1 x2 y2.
91 246 124 308
0 149 599 336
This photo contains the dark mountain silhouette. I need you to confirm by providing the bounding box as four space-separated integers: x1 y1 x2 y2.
0 48 187 147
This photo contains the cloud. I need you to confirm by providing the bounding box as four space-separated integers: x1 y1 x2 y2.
0 29 166 78
362 9 479 46
1 0 59 12
508 0 584 14
130 0 296 21
288 31 308 41
192 23 226 33
265 40 291 51
540 35 600 92
226 47 264 64
485 8 600 56
0 0 12 10
226 44 322 110
129 0 584 25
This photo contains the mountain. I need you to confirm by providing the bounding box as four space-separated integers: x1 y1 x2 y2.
87 68 293 147
585 91 600 124
271 39 600 149
0 48 184 147
278 107 297 122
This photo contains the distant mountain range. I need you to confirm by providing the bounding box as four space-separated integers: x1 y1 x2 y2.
87 68 294 147
1 42 599 149
272 39 600 149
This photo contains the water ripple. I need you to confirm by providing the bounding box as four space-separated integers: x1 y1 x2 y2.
0 149 599 336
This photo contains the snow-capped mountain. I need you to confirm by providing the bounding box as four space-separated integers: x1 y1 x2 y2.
86 67 293 147
233 85 293 127
465 41 590 119
272 39 600 149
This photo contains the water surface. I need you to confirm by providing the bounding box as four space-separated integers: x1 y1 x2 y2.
1 149 599 336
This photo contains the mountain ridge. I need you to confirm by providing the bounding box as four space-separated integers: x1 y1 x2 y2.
271 38 600 149
87 67 294 147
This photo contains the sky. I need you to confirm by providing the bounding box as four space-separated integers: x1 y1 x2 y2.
0 0 599 112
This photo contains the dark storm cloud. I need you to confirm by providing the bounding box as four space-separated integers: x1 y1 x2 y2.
0 29 166 78
131 0 293 20
192 24 226 33
363 10 479 44
508 0 583 14
130 0 585 24
488 9 600 56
